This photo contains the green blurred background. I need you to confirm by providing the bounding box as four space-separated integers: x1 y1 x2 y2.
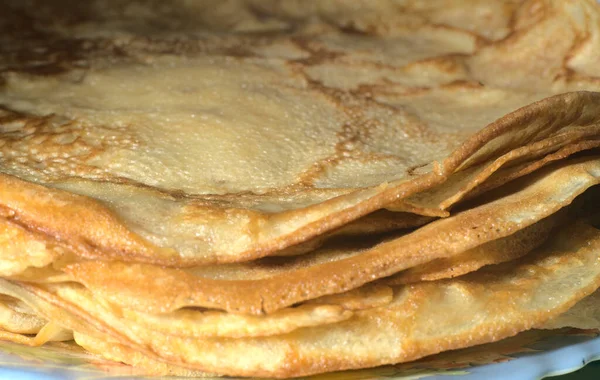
547 360 600 379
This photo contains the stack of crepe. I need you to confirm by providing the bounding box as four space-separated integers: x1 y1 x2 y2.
1 0 600 377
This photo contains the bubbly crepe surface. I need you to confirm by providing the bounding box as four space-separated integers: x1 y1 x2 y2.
1 0 600 266
0 0 600 378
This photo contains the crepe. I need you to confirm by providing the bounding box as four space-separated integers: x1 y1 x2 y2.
0 206 559 342
71 333 215 378
0 0 600 378
0 295 45 335
385 209 563 285
61 156 600 315
0 217 64 277
544 289 600 331
0 1 600 268
398 128 600 212
0 218 597 378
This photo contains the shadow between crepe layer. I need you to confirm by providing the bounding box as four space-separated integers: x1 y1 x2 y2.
385 209 563 285
0 219 599 378
42 283 381 340
62 156 600 315
111 284 388 340
267 210 433 257
397 128 600 212
544 288 600 331
449 141 600 207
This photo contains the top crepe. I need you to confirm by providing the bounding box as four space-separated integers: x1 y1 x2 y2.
0 0 600 265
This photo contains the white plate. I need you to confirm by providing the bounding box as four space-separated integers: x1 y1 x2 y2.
0 328 597 379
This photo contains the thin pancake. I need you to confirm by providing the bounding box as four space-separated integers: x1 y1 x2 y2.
385 210 562 285
0 217 63 277
543 288 600 331
74 282 355 339
0 295 71 344
303 282 393 311
397 127 600 213
1 0 600 265
63 156 600 315
117 304 352 340
1 92 598 266
0 295 45 334
454 139 600 206
74 333 214 378
271 210 433 257
3 219 600 378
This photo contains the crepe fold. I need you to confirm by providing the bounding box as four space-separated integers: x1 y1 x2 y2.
1 0 600 378
0 216 599 377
